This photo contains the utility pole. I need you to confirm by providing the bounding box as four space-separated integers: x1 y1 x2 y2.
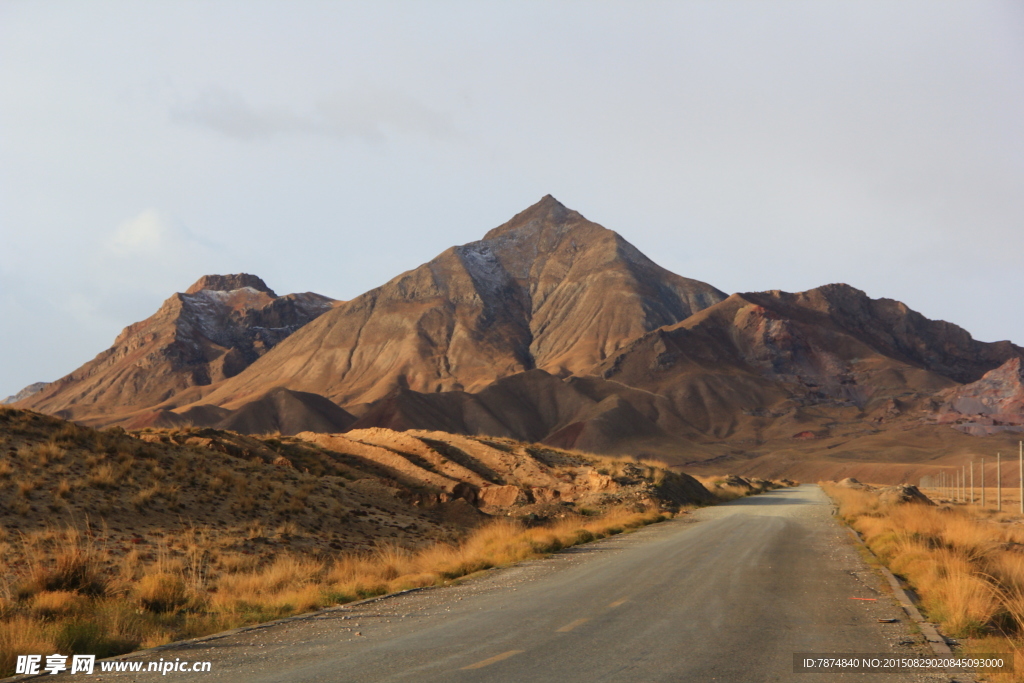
962 464 966 502
982 458 986 507
1019 441 1023 515
998 453 1002 512
971 461 974 504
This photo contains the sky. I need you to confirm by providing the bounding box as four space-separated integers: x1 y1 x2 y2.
2 1 1023 397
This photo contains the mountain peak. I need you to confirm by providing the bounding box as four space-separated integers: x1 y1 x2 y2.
186 274 276 297
483 195 581 241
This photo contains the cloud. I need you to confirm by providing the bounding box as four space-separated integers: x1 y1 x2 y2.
316 87 453 141
172 85 452 142
102 208 219 272
0 209 226 393
92 209 227 321
170 87 311 140
107 208 173 255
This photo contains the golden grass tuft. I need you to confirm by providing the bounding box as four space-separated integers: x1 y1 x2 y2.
824 483 1024 681
20 541 108 599
30 590 88 619
133 572 188 613
87 463 117 488
53 478 72 500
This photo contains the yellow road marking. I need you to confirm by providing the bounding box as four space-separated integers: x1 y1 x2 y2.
608 598 628 608
461 650 525 670
555 618 590 632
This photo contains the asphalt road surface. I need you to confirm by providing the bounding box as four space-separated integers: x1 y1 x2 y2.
41 485 960 682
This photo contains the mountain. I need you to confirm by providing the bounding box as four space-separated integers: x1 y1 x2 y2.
596 284 1021 409
1 381 48 405
192 195 727 410
346 369 701 455
128 387 358 436
15 197 1024 484
15 274 335 423
337 282 1024 480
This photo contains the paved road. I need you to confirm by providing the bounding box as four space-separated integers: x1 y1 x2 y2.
75 485 955 682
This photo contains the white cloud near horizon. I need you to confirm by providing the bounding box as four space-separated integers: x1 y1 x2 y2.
95 209 226 311
108 209 176 255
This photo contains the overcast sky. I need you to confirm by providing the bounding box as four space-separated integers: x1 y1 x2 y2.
2 1 1023 397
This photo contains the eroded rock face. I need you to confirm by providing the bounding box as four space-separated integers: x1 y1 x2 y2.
941 358 1024 417
932 358 1024 435
15 274 335 422
478 485 526 508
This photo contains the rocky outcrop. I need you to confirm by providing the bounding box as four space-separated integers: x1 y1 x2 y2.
939 357 1024 417
291 428 714 513
931 358 1024 436
877 484 934 506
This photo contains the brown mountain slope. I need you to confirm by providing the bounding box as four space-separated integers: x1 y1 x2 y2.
741 285 1022 384
15 274 335 423
192 196 727 410
347 284 1024 466
599 284 1022 410
14 198 1024 484
213 387 357 435
347 369 704 456
120 388 358 436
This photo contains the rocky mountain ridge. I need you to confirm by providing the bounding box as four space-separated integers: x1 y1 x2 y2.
1 381 48 405
187 196 727 412
17 274 336 422
12 196 1024 481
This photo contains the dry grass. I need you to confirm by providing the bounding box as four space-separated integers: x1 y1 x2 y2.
0 506 669 677
86 464 117 489
823 483 1024 681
